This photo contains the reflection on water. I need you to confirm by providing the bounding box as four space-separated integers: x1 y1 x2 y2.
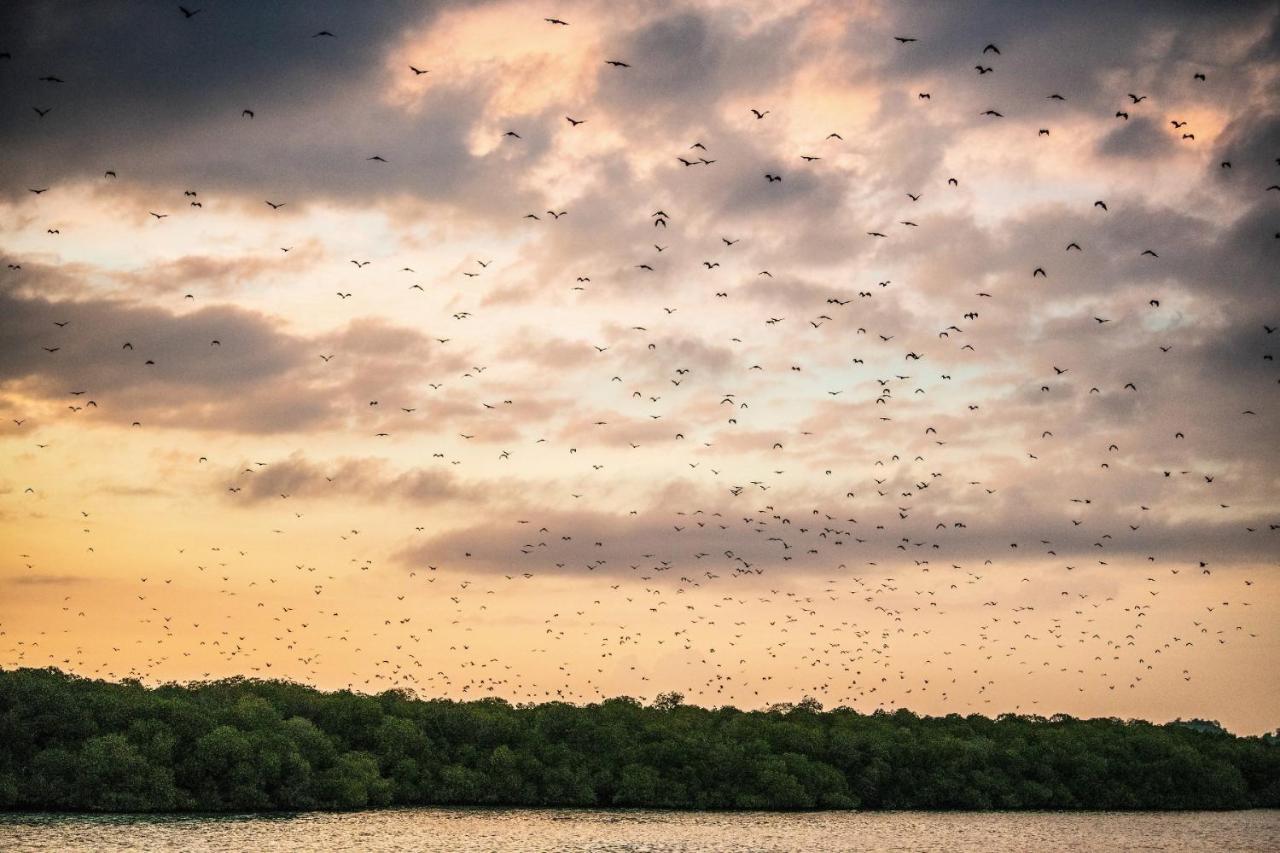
1 808 1277 852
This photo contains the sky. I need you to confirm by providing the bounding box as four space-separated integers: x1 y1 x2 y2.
1 0 1278 733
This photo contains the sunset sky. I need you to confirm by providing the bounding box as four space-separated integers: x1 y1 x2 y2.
1 1 1278 733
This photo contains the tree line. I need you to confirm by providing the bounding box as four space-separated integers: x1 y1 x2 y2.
0 668 1276 812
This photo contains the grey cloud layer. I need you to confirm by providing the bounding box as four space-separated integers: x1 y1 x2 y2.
0 284 465 433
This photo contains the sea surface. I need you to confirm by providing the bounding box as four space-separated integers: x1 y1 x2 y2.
1 808 1277 852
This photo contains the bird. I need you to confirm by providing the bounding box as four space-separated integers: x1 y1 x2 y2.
0 6 1268 748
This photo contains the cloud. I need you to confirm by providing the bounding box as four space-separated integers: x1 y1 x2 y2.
6 573 90 586
0 284 466 433
0 2 441 192
0 0 1278 731
396 485 1280 577
112 250 319 297
229 452 475 505
1097 116 1175 159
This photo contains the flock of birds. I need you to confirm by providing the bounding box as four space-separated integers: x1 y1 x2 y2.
2 8 1277 722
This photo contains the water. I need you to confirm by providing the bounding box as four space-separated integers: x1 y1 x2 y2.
1 808 1276 852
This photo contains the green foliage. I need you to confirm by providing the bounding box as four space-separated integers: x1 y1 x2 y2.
0 667 1276 812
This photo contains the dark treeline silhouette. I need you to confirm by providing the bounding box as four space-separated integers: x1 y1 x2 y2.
1 668 1276 812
